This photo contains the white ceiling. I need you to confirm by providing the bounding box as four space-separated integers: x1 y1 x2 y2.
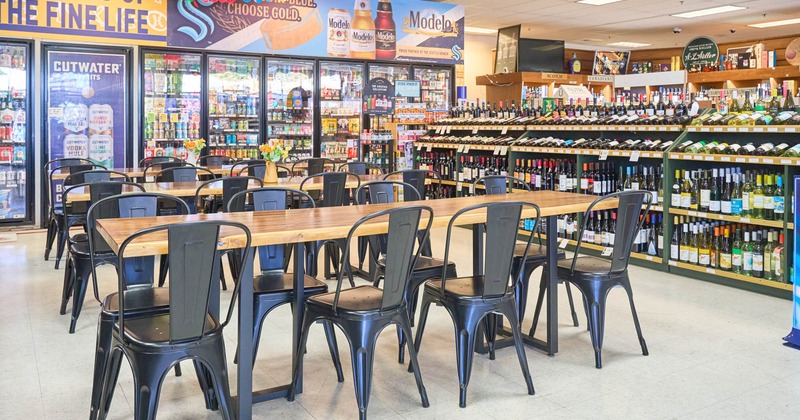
448 0 800 49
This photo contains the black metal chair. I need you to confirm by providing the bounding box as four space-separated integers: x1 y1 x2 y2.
413 201 537 407
141 161 189 182
354 180 457 363
87 193 204 420
226 187 343 380
233 162 267 179
546 190 651 368
384 169 443 257
338 161 386 175
299 172 360 283
155 165 215 183
44 158 96 262
53 170 131 269
473 175 578 359
229 159 266 177
197 155 234 167
138 156 183 167
189 176 264 290
96 220 251 420
291 157 336 176
60 181 145 333
288 206 433 420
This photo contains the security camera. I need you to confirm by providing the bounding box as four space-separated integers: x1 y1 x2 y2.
730 29 736 33
673 27 682 34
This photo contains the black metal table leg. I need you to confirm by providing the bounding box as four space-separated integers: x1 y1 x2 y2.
235 248 254 419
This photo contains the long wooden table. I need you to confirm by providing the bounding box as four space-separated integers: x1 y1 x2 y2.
95 191 617 419
65 174 384 203
51 165 230 180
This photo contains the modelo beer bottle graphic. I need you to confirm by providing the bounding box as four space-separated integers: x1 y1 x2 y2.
350 0 376 59
327 9 351 57
374 0 396 60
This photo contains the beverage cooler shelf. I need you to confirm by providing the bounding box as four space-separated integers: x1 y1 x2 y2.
668 261 792 291
670 208 785 229
209 114 259 118
269 121 313 125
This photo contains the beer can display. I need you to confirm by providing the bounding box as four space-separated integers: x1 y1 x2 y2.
327 9 351 57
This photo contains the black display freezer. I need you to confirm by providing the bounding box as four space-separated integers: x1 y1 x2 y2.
319 61 364 161
207 54 261 159
266 59 315 161
0 39 31 223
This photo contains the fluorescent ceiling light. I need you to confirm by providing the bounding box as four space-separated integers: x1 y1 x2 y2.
577 0 623 5
672 5 746 19
608 41 652 48
748 17 800 28
464 26 497 35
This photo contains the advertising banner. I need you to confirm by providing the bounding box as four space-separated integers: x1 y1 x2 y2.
683 36 719 72
0 0 167 46
592 50 630 75
363 77 394 114
167 0 464 65
47 51 127 170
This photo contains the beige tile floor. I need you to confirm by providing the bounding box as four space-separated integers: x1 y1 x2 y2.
2 228 799 419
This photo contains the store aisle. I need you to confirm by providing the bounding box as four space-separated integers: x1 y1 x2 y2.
1 229 798 419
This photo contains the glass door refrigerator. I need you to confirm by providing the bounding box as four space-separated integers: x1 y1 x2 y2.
0 41 30 223
319 61 363 162
413 66 452 121
207 55 261 160
265 59 314 161
142 51 203 159
363 64 411 172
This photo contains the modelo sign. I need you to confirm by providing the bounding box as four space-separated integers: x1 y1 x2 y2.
683 36 719 72
167 0 464 65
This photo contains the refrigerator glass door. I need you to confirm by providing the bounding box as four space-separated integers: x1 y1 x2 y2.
266 59 314 161
142 52 202 159
414 67 451 115
207 55 261 160
320 61 363 161
0 44 27 221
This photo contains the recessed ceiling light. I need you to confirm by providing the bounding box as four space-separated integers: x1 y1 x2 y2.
748 17 800 28
464 26 497 35
672 5 746 19
577 0 623 5
608 41 652 48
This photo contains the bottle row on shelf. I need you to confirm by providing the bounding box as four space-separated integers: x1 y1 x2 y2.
670 218 786 282
675 139 800 157
671 168 786 221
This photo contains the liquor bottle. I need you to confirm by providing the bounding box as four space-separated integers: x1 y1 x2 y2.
764 231 775 281
719 227 732 271
774 175 785 221
741 91 754 114
374 0 396 60
351 0 377 59
731 172 743 216
670 216 680 261
763 173 775 220
772 233 785 282
752 231 764 278
679 220 690 262
742 230 753 276
698 226 710 267
732 228 743 274
741 172 753 217
647 214 658 256
699 170 711 212
752 173 764 219
656 214 664 257
721 170 732 214
688 223 699 264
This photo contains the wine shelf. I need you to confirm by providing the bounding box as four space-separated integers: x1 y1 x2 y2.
668 152 800 166
686 125 800 133
516 230 663 264
670 208 785 228
431 124 684 132
686 65 800 84
667 260 792 291
514 147 663 159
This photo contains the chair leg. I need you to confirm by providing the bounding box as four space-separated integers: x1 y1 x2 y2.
397 314 429 408
343 320 379 420
60 256 74 315
219 260 228 291
69 257 93 333
454 312 481 407
193 361 218 411
322 321 345 382
396 325 406 364
357 236 368 270
411 291 435 358
90 316 114 420
564 281 579 327
202 341 234 420
128 352 170 420
288 312 317 402
98 346 125 420
54 223 69 269
44 217 56 261
585 287 609 369
484 314 497 360
621 280 648 357
500 301 535 396
528 274 548 338
157 255 168 287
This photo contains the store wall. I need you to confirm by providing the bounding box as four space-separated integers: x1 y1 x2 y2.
464 34 497 101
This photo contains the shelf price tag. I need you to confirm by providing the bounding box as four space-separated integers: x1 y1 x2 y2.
559 238 570 249
472 127 479 134
768 127 779 133
721 156 731 161
645 255 654 261
739 217 750 223
493 146 501 155
456 182 463 192
500 146 509 155
748 158 759 163
630 150 640 162
463 145 471 153
753 127 764 132
704 156 714 161
786 127 797 132
735 157 745 163
446 126 452 134
781 159 791 164
668 260 677 266
701 127 710 132
501 126 508 135
713 127 723 132
705 268 716 274
763 158 773 164
416 143 423 151
601 247 613 256
599 150 609 161
426 144 433 152
457 144 464 152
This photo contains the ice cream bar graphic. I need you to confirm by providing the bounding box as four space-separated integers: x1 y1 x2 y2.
207 7 322 52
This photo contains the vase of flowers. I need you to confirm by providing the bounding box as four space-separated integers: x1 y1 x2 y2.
259 140 290 183
183 138 206 166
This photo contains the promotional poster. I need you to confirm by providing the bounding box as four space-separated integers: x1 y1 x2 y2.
47 51 127 169
363 77 394 114
167 0 464 65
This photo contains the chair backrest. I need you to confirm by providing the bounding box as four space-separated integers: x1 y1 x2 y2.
44 158 95 173
195 176 264 214
117 221 251 344
332 206 433 313
572 190 650 275
384 169 442 201
299 172 358 207
338 161 385 175
139 156 183 166
235 163 266 179
353 180 421 205
227 187 315 271
65 169 132 186
229 159 266 177
474 175 531 195
156 166 214 183
88 192 190 286
142 161 188 180
46 159 97 208
441 201 539 298
292 158 335 176
197 155 233 167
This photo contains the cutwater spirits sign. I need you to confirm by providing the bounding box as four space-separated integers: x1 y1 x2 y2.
683 37 719 72
0 0 167 45
168 0 464 64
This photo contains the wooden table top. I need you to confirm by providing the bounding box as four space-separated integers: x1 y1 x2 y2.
51 165 229 180
96 191 618 257
65 173 384 203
